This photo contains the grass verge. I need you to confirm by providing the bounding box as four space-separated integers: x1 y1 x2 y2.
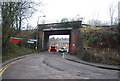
2 47 41 61
76 48 119 65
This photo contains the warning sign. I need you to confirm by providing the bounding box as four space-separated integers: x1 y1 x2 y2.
72 44 76 51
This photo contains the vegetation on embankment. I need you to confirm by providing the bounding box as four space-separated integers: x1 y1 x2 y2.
77 25 120 65
2 28 41 61
2 42 41 61
1 2 46 61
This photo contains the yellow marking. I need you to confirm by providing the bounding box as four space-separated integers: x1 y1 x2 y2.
0 59 23 76
0 65 8 76
0 67 2 70
0 68 2 72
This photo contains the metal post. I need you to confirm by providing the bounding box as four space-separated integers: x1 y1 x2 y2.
36 17 40 49
62 53 64 58
36 15 46 50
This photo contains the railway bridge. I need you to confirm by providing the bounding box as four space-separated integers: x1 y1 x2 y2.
38 21 83 54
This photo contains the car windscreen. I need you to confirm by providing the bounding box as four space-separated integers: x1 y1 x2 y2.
51 46 56 48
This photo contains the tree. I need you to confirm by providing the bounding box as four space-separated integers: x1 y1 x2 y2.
88 19 102 26
13 2 42 34
60 18 69 22
2 2 19 47
87 11 102 26
108 2 116 25
1 1 42 55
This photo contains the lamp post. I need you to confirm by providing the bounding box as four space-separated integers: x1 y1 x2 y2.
36 15 46 49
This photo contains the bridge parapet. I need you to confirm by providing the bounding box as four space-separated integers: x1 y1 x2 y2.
38 21 82 31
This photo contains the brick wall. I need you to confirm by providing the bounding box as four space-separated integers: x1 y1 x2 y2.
70 29 80 54
38 31 43 49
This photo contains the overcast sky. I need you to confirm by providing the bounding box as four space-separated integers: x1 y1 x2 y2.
49 35 70 38
25 0 119 29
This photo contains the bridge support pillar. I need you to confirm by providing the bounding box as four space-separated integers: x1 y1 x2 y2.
70 28 83 55
38 31 44 51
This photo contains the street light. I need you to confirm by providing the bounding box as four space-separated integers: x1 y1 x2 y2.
37 15 46 24
35 15 46 49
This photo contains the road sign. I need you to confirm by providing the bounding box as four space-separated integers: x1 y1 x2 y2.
9 37 22 43
27 41 34 44
72 44 76 51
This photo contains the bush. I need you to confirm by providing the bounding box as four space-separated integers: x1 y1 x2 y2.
3 42 19 56
75 27 119 65
2 44 39 61
3 48 27 60
84 28 119 49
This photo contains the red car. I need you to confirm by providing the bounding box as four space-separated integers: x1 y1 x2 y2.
50 45 57 52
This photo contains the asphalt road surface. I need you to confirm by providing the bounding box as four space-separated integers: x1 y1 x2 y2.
2 52 119 79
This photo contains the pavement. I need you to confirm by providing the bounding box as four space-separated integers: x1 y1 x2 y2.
64 53 120 71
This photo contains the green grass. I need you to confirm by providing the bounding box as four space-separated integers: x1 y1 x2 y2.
2 47 40 61
76 48 119 65
0 56 2 61
2 41 43 61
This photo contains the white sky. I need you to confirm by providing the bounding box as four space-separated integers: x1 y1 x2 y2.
49 35 70 39
26 0 119 28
